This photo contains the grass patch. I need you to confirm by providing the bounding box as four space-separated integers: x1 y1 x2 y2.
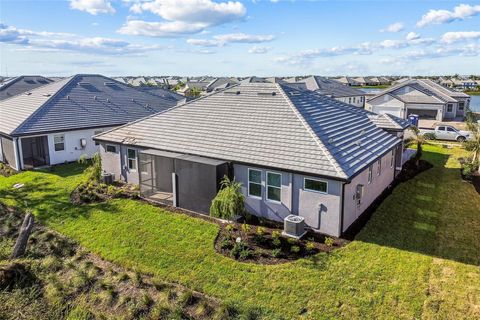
1 145 480 318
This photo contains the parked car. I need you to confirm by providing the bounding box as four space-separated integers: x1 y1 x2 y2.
419 125 471 142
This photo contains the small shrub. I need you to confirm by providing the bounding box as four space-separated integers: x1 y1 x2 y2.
462 161 479 180
225 224 234 232
290 245 300 253
271 230 281 239
306 241 316 252
221 238 233 250
78 154 88 165
423 132 436 140
241 223 251 233
256 226 266 236
287 237 298 245
271 248 282 258
272 238 281 248
324 237 335 247
230 242 252 260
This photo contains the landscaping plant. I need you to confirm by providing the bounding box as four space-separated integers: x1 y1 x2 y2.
405 126 427 167
463 114 480 174
210 176 245 220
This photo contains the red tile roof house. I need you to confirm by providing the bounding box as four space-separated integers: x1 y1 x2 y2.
0 74 180 171
94 82 410 237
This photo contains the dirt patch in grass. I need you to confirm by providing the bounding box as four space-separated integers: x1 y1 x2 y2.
215 223 346 264
0 205 259 320
70 181 139 204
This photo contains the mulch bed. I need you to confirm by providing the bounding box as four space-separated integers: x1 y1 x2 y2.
70 181 139 204
214 223 345 265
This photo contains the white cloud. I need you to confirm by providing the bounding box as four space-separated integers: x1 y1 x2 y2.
417 4 480 27
187 32 274 47
70 0 115 15
441 31 480 43
248 46 271 54
0 23 162 55
380 22 404 33
406 32 420 41
120 0 246 37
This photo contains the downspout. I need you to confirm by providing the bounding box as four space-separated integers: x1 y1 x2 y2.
339 182 347 237
14 137 22 171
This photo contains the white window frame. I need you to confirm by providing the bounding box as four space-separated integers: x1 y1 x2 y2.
127 148 137 172
390 149 395 168
53 134 65 152
368 165 373 184
447 104 453 112
377 159 382 176
266 171 282 203
105 144 117 153
247 168 262 199
303 178 328 194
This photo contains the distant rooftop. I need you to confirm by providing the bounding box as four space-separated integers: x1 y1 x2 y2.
0 76 53 101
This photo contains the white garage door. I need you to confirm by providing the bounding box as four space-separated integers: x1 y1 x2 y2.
372 106 402 117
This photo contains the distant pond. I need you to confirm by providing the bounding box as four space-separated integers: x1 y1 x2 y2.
470 95 480 112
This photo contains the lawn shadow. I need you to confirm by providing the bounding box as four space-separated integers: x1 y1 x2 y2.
353 149 480 266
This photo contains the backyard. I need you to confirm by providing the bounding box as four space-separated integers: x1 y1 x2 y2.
0 144 479 319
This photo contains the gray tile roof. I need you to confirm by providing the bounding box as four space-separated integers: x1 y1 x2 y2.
370 79 467 105
0 74 179 136
299 76 365 98
0 76 53 101
96 82 400 180
368 113 411 130
137 86 186 103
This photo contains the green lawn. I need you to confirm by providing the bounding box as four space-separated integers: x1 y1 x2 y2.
1 145 479 319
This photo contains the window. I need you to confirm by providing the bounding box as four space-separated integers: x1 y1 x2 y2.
368 165 373 184
248 169 262 198
355 184 364 206
266 172 282 202
53 134 65 152
447 127 456 132
348 97 352 104
106 145 117 153
304 178 328 193
390 150 395 168
438 126 445 131
127 148 137 171
447 104 453 112
459 102 465 111
94 130 103 146
377 159 382 176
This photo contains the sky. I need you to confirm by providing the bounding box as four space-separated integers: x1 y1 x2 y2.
0 0 479 77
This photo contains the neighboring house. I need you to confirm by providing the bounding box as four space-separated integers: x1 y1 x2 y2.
137 86 187 104
205 77 239 92
0 76 53 101
95 82 409 237
293 76 366 107
351 77 366 86
366 79 471 120
0 74 179 171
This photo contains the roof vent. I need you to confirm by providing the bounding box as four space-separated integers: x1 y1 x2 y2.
289 91 301 96
78 82 91 86
42 93 51 97
257 92 276 96
66 95 70 100
131 98 135 102
224 90 241 95
106 98 110 103
93 96 97 100
24 92 32 96
104 82 116 86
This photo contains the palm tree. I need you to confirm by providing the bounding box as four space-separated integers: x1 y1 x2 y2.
187 86 202 98
405 126 426 167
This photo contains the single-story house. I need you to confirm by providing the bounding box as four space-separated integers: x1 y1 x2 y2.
366 79 470 121
94 82 409 237
0 74 179 171
0 76 53 101
293 76 366 107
